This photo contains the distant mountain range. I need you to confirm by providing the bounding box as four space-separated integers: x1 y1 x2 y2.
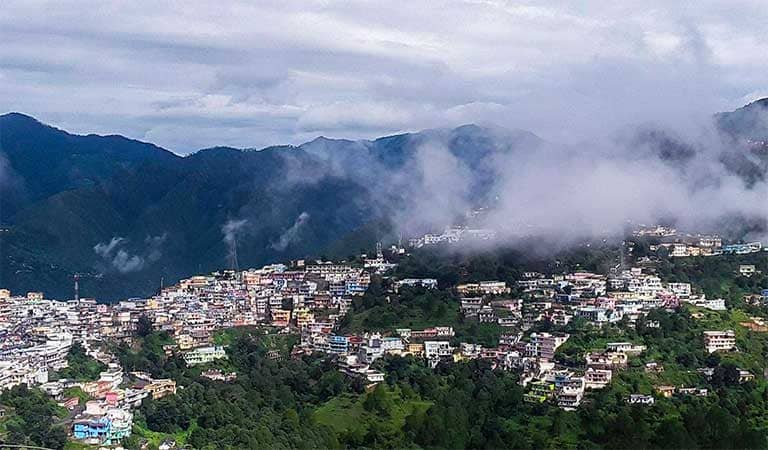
0 100 765 300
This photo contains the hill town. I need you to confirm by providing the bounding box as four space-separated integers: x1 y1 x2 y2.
1 227 767 448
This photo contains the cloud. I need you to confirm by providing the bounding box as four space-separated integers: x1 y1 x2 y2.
271 212 310 251
93 233 167 273
221 219 248 268
0 1 767 152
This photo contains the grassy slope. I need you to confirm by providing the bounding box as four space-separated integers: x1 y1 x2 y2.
314 386 431 436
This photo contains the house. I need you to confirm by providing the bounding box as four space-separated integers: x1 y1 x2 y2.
98 363 123 390
688 298 727 311
605 342 646 355
703 330 736 353
666 283 691 298
584 368 612 389
183 346 227 366
144 379 177 399
556 378 585 410
270 309 291 327
477 305 497 323
644 362 664 373
73 417 111 441
159 439 177 450
424 341 453 360
329 335 349 354
739 265 757 277
738 369 755 383
655 385 675 398
586 352 627 370
576 306 620 324
627 394 655 405
456 281 509 296
677 387 708 397
524 380 554 403
460 298 484 317
395 278 438 291
526 332 570 360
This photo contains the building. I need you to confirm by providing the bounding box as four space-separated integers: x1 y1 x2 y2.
557 378 585 410
73 417 111 442
586 352 628 370
688 298 727 311
270 309 291 327
183 346 227 366
584 368 612 389
526 333 570 360
627 394 655 405
424 341 453 360
524 380 555 403
328 335 349 354
703 330 736 353
739 265 757 277
144 379 177 399
605 342 646 355
456 281 510 296
395 278 438 292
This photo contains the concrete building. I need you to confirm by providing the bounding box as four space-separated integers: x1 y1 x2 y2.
703 330 736 353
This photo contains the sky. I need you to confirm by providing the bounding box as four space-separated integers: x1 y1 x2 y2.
1 1 768 154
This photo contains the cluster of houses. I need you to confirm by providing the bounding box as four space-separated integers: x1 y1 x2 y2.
1 236 764 445
634 226 764 258
408 226 497 248
521 340 645 409
40 364 177 445
0 252 390 446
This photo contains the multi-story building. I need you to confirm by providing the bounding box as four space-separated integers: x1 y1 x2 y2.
703 330 736 353
526 333 570 360
183 346 227 366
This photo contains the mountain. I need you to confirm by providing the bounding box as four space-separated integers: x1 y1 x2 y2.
714 99 768 186
716 98 768 142
0 99 765 301
0 114 538 301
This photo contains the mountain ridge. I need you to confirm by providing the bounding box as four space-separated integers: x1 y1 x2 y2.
0 101 766 301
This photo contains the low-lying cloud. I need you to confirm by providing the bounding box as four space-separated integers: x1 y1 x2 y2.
271 212 310 251
222 219 248 268
93 233 167 273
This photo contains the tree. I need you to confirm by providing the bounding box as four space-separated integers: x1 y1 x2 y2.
136 314 154 337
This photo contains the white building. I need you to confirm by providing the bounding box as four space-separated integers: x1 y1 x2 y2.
703 330 736 353
527 333 570 360
183 346 227 366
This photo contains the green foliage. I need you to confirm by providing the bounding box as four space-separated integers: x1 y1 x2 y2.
0 384 68 449
62 386 90 405
54 342 107 381
133 332 350 448
136 314 154 338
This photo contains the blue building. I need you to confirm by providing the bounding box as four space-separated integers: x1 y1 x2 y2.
329 335 349 354
73 417 111 441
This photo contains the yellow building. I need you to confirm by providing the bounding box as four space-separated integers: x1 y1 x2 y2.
271 309 291 326
176 334 195 350
293 307 314 328
406 343 425 357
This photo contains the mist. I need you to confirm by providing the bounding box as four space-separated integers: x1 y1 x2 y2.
92 233 168 274
292 104 768 250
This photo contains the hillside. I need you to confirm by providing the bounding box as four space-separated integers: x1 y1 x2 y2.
0 99 766 301
0 115 540 300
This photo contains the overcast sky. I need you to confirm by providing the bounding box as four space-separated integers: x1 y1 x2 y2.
1 1 767 154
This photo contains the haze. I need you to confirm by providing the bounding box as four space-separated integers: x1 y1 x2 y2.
1 1 768 152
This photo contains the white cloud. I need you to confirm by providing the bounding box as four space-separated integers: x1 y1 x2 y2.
0 1 766 152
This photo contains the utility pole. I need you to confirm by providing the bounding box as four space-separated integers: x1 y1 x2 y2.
73 273 80 302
